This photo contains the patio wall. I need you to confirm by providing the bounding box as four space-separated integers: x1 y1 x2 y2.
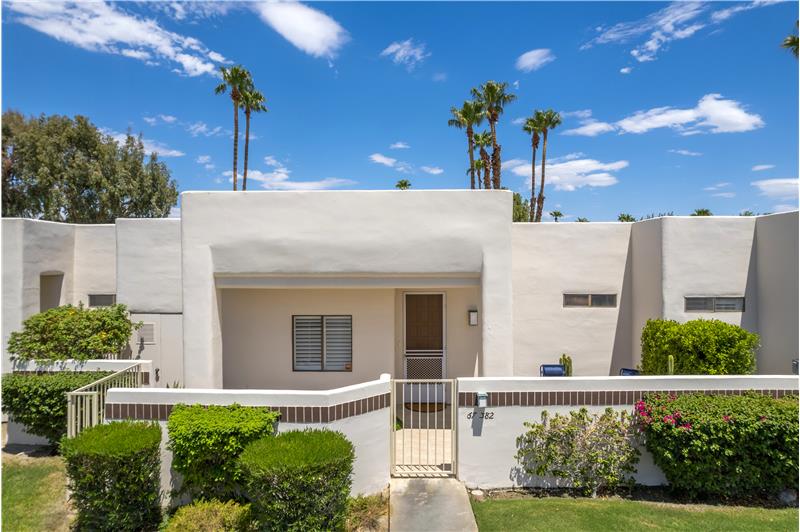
456 375 799 489
105 374 393 499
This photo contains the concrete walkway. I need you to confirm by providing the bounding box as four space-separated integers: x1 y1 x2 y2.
390 478 478 532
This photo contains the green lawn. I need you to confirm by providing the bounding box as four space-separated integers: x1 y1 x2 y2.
2 453 71 532
471 497 799 532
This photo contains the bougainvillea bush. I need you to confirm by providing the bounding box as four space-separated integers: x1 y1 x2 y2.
636 392 798 499
7 303 140 362
516 408 641 497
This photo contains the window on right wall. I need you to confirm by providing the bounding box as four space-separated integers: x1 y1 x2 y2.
563 294 618 308
685 296 745 312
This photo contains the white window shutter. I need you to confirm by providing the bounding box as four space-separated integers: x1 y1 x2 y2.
324 316 352 371
294 316 323 370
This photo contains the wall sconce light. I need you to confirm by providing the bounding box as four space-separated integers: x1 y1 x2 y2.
468 309 479 326
476 392 488 408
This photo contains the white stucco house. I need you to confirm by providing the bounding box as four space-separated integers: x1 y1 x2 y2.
2 190 798 388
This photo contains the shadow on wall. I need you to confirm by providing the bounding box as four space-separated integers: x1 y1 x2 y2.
609 236 634 375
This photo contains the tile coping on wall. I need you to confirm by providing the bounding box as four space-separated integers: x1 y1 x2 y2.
457 388 797 408
456 375 799 392
106 392 391 423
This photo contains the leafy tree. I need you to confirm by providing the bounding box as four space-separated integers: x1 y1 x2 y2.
395 179 411 190
512 192 530 222
618 213 636 222
448 101 485 189
239 87 267 191
550 210 563 222
533 109 562 222
740 210 756 216
576 217 589 222
782 21 798 58
522 113 544 221
2 111 177 223
215 65 253 191
473 131 492 190
691 208 713 216
471 81 516 189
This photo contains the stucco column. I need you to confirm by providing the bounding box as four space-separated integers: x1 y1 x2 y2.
480 252 514 376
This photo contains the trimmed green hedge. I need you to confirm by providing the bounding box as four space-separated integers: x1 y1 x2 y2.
7 303 140 362
166 500 254 532
1 371 111 445
167 404 279 500
61 421 162 531
238 430 354 531
637 392 798 498
641 318 758 375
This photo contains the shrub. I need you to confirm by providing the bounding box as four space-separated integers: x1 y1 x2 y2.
238 430 355 531
61 421 162 531
7 303 141 362
166 500 254 532
1 371 111 445
516 408 641 497
640 318 758 375
636 392 799 499
167 404 280 500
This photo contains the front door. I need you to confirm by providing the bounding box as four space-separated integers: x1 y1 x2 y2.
403 293 445 378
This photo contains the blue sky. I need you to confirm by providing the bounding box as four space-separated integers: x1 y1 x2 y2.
3 1 798 220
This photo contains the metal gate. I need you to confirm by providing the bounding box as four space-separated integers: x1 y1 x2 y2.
391 379 456 477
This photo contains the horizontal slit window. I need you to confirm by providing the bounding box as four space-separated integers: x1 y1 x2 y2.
293 315 352 372
88 294 116 307
563 294 617 308
685 296 745 312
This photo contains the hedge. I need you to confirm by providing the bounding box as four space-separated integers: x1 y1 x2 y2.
640 318 758 375
7 303 140 362
167 404 280 500
238 430 354 531
1 371 111 445
61 421 162 531
636 392 798 498
166 500 254 532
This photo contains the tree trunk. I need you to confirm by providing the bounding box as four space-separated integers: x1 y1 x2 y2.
530 139 537 222
480 149 491 190
232 99 239 191
535 129 548 222
489 117 501 188
243 109 251 191
467 127 476 190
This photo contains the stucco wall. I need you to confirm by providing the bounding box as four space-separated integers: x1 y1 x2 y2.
755 212 799 374
512 223 632 376
129 313 184 387
182 191 514 388
116 219 182 314
73 224 116 306
630 219 663 366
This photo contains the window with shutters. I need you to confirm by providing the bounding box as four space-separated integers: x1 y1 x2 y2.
88 294 116 307
293 315 352 372
563 294 617 308
685 296 745 312
138 323 156 345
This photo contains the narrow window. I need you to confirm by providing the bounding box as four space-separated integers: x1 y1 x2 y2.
293 315 352 372
685 297 745 312
138 323 156 345
88 294 116 307
563 294 590 307
590 294 617 308
563 294 617 308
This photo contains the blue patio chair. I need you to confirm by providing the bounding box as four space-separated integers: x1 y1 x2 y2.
619 368 640 376
540 364 566 377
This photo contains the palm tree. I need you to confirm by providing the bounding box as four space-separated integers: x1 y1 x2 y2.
576 217 589 222
533 109 562 222
215 66 253 191
239 88 268 192
691 208 713 216
782 21 798 58
473 131 492 190
448 101 485 189
522 114 544 221
472 160 486 189
618 213 636 222
739 210 756 216
395 179 412 190
550 210 564 222
471 81 516 189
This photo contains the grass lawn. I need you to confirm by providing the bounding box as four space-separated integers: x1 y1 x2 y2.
2 452 71 532
471 497 799 532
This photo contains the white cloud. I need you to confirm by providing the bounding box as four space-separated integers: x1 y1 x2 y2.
390 141 410 150
168 206 181 218
264 155 281 167
511 117 526 126
506 156 626 191
5 1 226 77
704 182 731 191
620 67 633 74
101 128 184 157
196 155 212 164
563 109 593 119
752 164 775 171
669 149 703 156
186 122 224 137
381 38 430 71
421 166 444 175
143 116 157 126
159 114 177 124
369 153 397 167
432 72 447 82
712 192 736 198
711 1 780 23
562 120 616 137
252 1 348 59
751 178 799 200
515 49 555 72
513 80 520 89
224 158 355 191
772 203 798 213
502 158 528 170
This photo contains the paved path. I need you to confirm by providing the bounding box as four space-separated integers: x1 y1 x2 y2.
390 478 478 532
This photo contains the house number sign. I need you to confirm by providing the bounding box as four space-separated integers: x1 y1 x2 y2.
466 411 494 419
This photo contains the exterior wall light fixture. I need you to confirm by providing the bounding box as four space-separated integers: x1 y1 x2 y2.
476 392 488 408
468 309 479 326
